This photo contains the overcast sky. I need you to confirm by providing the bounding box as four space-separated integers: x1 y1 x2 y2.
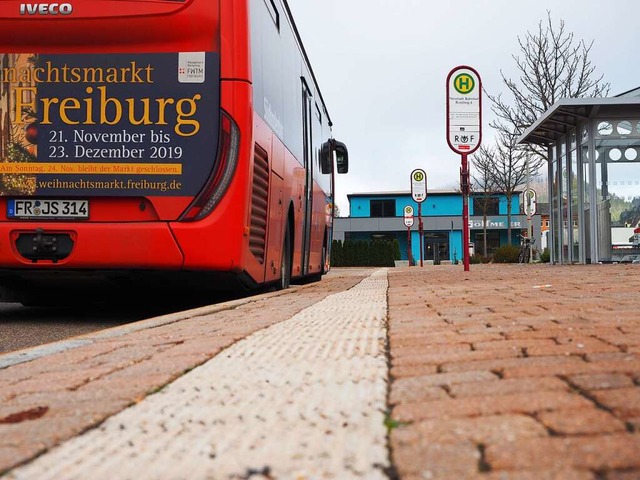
286 0 640 215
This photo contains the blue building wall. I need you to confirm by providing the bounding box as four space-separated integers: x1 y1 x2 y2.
468 195 520 215
351 194 464 218
404 195 462 217
352 193 521 218
350 197 373 217
449 230 463 263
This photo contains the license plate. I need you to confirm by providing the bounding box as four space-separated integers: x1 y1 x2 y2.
7 199 89 220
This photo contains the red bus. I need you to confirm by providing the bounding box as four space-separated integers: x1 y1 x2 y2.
0 0 348 305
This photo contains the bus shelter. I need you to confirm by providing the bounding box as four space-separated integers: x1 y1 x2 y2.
518 97 640 264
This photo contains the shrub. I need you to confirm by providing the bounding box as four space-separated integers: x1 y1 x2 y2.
331 240 343 266
540 247 550 263
470 254 491 264
492 245 520 263
393 239 401 260
330 239 396 267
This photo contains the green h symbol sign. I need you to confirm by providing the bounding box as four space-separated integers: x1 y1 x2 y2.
454 73 475 94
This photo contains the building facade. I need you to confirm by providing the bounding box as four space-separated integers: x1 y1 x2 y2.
518 95 640 264
333 190 541 264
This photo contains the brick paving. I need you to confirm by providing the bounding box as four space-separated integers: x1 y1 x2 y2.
0 264 639 479
387 263 640 480
0 273 366 476
4 270 389 480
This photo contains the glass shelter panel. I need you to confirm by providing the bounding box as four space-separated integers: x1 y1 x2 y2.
594 119 640 262
570 131 579 262
560 141 570 262
551 145 560 263
581 124 591 263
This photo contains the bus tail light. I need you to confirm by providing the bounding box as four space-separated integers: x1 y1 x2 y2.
180 111 240 221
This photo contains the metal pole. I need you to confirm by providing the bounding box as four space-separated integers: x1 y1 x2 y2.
462 153 470 271
526 155 532 263
451 221 457 264
418 202 424 267
407 226 412 266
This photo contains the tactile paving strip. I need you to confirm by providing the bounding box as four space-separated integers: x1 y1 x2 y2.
6 269 390 480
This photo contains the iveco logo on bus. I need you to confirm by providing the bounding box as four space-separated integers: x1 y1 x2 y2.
19 3 73 15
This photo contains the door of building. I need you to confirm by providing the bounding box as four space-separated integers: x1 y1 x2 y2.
424 233 449 263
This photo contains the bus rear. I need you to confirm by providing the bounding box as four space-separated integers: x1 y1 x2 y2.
0 0 255 304
0 0 349 305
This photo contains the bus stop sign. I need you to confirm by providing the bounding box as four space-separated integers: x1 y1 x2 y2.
446 66 482 155
524 188 537 217
403 205 414 227
410 169 427 203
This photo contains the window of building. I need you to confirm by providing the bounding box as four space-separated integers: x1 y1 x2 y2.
370 199 396 217
473 197 499 215
371 233 396 241
472 231 501 256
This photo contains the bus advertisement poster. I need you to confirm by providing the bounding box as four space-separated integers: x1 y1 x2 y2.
0 52 219 197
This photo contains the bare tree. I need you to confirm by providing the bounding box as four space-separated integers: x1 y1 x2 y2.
471 145 499 257
487 10 610 160
478 11 609 248
488 130 544 244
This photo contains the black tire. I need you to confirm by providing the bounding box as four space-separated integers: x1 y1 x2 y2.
278 223 292 290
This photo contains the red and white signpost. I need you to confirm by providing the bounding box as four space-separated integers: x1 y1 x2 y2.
446 66 482 272
410 169 427 267
403 205 414 266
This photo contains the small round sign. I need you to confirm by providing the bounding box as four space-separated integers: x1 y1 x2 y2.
403 205 414 227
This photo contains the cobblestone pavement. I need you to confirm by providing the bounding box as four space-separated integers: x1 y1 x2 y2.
387 263 640 480
0 264 639 479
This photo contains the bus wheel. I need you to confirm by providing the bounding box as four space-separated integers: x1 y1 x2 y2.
278 224 291 290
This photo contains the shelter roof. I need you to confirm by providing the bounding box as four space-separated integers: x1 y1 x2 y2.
517 97 640 146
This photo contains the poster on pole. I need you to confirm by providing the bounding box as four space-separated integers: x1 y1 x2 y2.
446 66 482 155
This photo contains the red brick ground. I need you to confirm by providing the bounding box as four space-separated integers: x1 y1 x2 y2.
387 263 640 480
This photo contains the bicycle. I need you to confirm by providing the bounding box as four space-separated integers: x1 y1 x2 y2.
518 235 535 264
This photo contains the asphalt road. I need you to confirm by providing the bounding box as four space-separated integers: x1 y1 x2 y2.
0 302 160 354
0 291 250 354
